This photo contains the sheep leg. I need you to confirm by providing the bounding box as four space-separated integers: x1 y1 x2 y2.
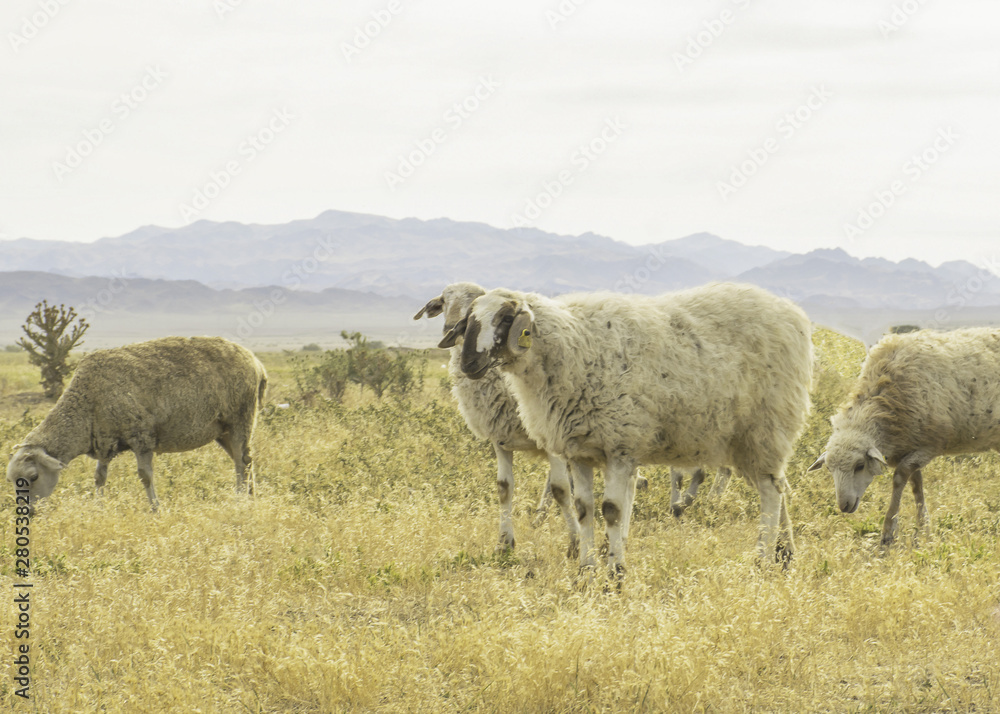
533 457 566 528
673 467 707 518
621 469 637 542
756 475 784 562
910 468 930 541
669 468 683 518
602 458 634 581
94 460 109 496
776 487 795 564
571 462 596 570
880 467 911 547
494 443 516 552
709 467 732 498
533 474 553 526
135 451 159 512
543 458 581 558
218 431 253 495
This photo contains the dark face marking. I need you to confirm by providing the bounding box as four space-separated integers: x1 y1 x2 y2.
459 317 490 378
460 299 520 378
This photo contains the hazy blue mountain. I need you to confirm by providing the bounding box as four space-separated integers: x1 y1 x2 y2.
2 210 998 314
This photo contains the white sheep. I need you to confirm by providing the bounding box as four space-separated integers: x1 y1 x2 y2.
415 282 581 554
808 327 1000 546
446 283 813 576
6 336 267 513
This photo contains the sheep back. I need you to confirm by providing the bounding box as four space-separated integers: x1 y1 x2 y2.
834 327 1000 462
33 336 267 461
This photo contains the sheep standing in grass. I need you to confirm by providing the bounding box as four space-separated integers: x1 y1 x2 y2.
447 283 813 576
809 327 1000 546
416 282 583 554
6 336 267 513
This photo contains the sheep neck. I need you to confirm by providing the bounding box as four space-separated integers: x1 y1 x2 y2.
26 391 93 464
500 296 588 457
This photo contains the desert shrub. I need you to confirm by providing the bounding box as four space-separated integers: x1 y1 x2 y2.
341 331 416 399
288 333 419 403
18 300 89 398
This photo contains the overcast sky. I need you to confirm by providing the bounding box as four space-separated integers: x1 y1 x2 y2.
2 0 997 265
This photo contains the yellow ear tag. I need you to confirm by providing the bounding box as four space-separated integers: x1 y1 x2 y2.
517 328 532 349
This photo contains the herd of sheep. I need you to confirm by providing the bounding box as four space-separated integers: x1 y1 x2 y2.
8 280 1000 580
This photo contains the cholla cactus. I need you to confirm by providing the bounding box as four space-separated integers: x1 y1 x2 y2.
17 300 89 399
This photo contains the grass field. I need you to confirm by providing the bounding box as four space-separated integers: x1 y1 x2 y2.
2 330 999 712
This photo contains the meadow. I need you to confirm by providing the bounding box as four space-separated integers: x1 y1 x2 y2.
1 329 999 712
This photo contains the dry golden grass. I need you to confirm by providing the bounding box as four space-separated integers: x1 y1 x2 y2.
2 331 1000 712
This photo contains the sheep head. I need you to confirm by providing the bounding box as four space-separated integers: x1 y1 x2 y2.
808 426 887 513
414 282 486 343
7 445 66 514
453 290 534 380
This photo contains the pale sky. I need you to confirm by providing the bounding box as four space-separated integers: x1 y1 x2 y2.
2 0 997 266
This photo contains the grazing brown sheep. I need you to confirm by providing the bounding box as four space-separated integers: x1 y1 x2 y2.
7 336 267 513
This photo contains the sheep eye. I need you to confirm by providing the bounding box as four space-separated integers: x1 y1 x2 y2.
853 462 865 473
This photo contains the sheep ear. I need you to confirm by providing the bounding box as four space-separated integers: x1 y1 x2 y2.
506 311 534 356
807 452 827 472
414 295 444 320
867 447 887 469
438 316 467 348
37 450 66 472
22 448 65 475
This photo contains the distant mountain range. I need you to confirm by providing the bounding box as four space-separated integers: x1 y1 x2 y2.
2 209 999 347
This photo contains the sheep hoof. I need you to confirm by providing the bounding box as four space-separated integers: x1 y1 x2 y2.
635 476 649 492
603 564 626 593
566 538 580 560
775 545 793 569
575 564 597 590
496 535 515 553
